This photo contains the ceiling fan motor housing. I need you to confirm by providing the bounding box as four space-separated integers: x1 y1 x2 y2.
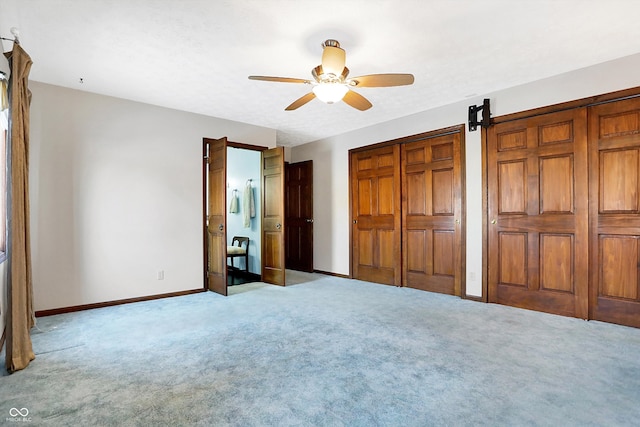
321 40 346 77
322 39 340 48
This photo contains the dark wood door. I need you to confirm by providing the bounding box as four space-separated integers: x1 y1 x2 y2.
401 132 464 295
205 137 227 296
285 160 314 272
487 109 589 318
262 147 286 286
350 145 401 286
588 97 640 328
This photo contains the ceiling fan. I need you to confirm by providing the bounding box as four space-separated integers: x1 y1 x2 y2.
248 39 414 111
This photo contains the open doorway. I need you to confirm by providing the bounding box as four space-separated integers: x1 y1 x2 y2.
204 138 286 296
226 146 261 286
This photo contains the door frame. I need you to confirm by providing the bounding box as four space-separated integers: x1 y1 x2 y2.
481 85 640 304
202 139 268 291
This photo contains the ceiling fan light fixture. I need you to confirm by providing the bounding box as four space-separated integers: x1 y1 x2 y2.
248 39 413 111
312 83 349 103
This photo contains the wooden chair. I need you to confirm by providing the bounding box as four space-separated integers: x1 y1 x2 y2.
227 236 249 273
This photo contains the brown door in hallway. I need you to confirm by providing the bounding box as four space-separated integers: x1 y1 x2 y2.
204 137 228 296
350 144 401 286
589 97 640 328
487 108 589 318
262 147 286 286
285 160 314 272
401 131 464 295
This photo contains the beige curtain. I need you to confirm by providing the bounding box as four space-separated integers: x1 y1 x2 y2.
0 80 7 110
4 43 34 373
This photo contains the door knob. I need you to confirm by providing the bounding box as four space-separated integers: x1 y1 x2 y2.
276 223 282 230
491 219 497 224
218 224 224 231
306 219 314 223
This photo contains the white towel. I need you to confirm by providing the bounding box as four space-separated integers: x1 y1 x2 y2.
229 191 239 213
243 181 255 228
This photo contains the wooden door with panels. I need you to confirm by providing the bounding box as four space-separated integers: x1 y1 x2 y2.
487 109 589 318
588 97 640 328
262 147 286 286
285 160 314 272
350 144 401 286
401 130 464 296
204 137 228 296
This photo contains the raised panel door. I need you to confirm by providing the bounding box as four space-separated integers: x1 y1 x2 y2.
285 160 313 272
350 145 401 286
487 109 588 318
205 137 228 296
262 147 285 286
589 98 640 327
401 132 464 295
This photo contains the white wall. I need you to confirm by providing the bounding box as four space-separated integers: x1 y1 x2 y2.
226 147 261 274
29 82 276 311
291 52 640 298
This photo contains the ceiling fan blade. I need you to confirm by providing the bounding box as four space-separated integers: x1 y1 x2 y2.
342 90 372 111
350 73 415 87
249 76 311 84
285 92 316 111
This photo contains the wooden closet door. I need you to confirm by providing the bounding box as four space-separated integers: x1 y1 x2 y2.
487 108 589 318
350 145 401 286
589 97 640 328
401 132 463 295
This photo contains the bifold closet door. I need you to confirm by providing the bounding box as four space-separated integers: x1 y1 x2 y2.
589 97 640 328
487 108 589 318
350 145 401 286
401 133 463 295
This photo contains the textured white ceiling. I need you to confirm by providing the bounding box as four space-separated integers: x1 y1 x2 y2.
1 0 640 146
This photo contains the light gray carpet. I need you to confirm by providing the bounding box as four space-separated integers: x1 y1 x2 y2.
2 270 640 426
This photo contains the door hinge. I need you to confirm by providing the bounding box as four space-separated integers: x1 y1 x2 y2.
204 156 210 164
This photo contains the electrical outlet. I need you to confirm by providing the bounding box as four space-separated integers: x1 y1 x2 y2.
157 270 164 280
